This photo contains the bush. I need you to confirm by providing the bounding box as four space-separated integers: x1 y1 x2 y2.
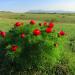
0 20 65 74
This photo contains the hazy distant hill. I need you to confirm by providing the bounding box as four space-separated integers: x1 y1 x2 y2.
26 10 75 13
0 11 13 13
0 10 75 13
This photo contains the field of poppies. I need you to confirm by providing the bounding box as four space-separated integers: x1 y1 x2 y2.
0 12 75 75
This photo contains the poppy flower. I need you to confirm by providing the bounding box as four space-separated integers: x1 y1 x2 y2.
49 22 54 28
33 29 41 36
44 22 47 26
15 22 21 27
11 45 18 52
20 33 25 38
58 30 65 36
30 20 36 25
0 31 6 37
46 27 52 33
0 31 1 35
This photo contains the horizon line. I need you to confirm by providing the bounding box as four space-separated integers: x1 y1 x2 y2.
0 9 75 13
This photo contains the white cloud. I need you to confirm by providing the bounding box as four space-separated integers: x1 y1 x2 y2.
46 1 75 11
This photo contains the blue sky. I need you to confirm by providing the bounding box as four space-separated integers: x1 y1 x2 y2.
0 0 75 12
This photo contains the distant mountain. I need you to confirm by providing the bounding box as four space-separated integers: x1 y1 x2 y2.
26 10 75 13
0 11 13 13
0 10 75 13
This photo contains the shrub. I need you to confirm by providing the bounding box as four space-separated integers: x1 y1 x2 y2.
0 20 65 74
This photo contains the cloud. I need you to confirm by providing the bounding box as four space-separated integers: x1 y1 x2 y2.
47 1 75 11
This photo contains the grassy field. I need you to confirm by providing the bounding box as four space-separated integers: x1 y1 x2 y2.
0 12 75 75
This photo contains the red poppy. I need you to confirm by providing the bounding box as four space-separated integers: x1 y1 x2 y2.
46 27 52 33
44 22 47 26
49 22 54 28
30 20 36 25
0 31 1 35
58 30 65 36
21 33 25 38
1 31 6 37
15 22 21 27
11 45 18 52
33 29 41 36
